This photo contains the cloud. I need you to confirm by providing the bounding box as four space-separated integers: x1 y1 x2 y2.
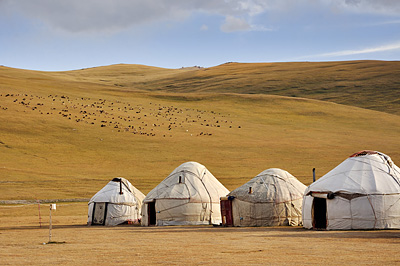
0 0 193 34
220 15 276 32
339 0 400 15
1 0 399 35
220 16 251 32
301 41 400 59
200 24 209 31
0 0 271 34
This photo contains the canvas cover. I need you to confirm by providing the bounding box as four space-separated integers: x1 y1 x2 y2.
228 168 307 226
303 151 400 230
141 162 229 226
88 177 145 226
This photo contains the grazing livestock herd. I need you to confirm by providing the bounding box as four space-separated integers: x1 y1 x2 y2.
0 93 241 137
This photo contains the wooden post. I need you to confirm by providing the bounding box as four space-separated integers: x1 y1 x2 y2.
37 200 42 228
313 168 316 182
49 204 52 243
49 204 56 243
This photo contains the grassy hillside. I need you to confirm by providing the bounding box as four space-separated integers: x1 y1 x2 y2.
46 60 400 115
0 62 399 201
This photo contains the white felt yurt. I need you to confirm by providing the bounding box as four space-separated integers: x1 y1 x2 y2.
303 151 400 230
88 177 145 226
141 161 230 226
221 168 307 226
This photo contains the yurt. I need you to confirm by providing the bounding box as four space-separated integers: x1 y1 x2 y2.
303 151 400 230
88 177 145 226
220 168 307 227
141 161 230 226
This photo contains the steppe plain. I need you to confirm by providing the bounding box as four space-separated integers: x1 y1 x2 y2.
0 61 399 265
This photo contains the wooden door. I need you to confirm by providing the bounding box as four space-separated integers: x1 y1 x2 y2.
220 199 233 226
92 202 108 225
312 197 327 229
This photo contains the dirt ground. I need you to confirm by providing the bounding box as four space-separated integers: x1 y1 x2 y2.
0 203 399 265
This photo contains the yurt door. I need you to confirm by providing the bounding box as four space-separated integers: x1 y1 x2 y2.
220 199 234 226
148 201 156 226
92 202 108 225
312 198 327 229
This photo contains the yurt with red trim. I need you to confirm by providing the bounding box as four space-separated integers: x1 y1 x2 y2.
88 177 145 226
303 151 400 230
141 162 229 226
221 168 307 227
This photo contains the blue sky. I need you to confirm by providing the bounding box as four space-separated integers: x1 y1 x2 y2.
1 0 400 71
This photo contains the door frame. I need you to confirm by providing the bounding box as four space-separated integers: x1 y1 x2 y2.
312 197 327 229
220 199 234 226
147 201 156 226
92 202 108 226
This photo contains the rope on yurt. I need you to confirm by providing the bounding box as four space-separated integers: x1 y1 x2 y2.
157 201 190 214
259 175 270 225
342 171 377 229
282 171 295 223
385 196 400 213
198 169 213 224
271 174 279 225
352 155 398 185
178 171 207 221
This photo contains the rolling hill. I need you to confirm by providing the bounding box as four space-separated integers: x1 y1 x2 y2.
0 61 399 200
2 60 399 115
47 60 400 115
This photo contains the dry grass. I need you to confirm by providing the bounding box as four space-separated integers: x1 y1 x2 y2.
0 203 399 266
0 89 399 199
2 60 399 115
0 62 400 265
0 63 400 200
40 60 400 115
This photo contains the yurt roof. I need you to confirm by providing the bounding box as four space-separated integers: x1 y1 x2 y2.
306 151 400 196
89 177 145 204
143 161 229 203
228 168 307 203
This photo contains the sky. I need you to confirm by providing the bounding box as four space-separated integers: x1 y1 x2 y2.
0 0 400 71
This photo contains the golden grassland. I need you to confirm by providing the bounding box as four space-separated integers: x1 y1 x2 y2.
1 90 399 200
2 60 400 115
0 203 399 265
0 61 399 200
0 61 400 265
44 60 400 115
